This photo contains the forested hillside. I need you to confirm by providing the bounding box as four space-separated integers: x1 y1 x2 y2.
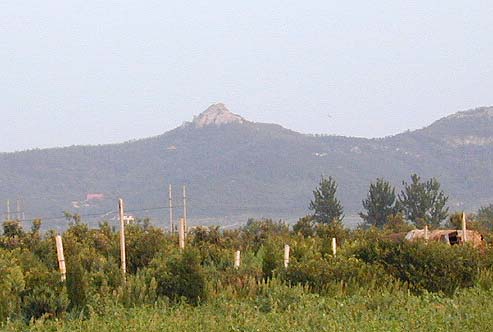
1 104 493 228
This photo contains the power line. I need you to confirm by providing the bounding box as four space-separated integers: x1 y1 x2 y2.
3 204 185 223
0 186 181 202
2 188 298 225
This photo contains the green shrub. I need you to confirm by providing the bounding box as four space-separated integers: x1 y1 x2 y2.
0 249 25 322
254 279 312 313
153 248 207 305
241 218 289 253
292 216 316 237
353 240 481 295
283 255 389 294
125 224 167 273
120 269 159 307
12 249 67 320
260 240 283 280
66 257 89 311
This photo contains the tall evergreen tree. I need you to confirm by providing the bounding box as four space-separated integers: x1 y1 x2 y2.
360 178 399 228
477 204 493 230
309 176 344 224
398 174 449 228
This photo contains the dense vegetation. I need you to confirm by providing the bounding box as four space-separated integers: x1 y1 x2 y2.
1 212 493 331
2 175 493 331
4 286 493 331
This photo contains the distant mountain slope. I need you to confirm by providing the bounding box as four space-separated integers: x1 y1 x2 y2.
1 104 493 228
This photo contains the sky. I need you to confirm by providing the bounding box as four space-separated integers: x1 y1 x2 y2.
1 1 493 152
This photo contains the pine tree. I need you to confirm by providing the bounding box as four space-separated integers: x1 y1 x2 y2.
477 204 493 230
309 176 344 224
360 178 399 228
398 174 449 228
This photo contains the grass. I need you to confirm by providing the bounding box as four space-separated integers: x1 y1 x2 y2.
3 285 492 332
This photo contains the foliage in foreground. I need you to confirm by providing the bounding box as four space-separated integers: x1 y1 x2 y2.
3 284 493 332
1 216 493 330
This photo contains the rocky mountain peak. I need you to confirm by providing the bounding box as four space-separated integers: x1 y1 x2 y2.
446 106 493 120
420 106 493 147
192 103 246 128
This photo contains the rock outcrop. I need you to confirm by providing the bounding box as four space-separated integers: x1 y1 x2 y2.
191 103 246 128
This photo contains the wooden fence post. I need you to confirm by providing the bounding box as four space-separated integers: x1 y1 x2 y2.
332 237 337 257
424 225 429 241
462 212 467 243
179 217 185 250
234 250 241 269
119 198 126 284
55 235 66 282
284 244 290 268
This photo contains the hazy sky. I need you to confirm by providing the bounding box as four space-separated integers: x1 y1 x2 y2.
1 1 492 152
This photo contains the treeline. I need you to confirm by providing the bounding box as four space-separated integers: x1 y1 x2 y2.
1 174 493 325
314 174 493 233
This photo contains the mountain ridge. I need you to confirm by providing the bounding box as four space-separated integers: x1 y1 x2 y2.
1 104 493 229
3 105 493 155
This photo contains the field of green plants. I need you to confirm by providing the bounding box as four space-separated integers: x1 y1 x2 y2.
1 216 493 331
3 284 493 332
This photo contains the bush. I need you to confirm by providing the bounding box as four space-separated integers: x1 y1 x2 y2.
66 257 88 311
292 216 316 237
17 250 68 320
353 240 481 295
153 248 207 305
0 250 25 322
260 240 284 280
119 269 159 307
283 255 389 294
241 219 289 253
125 224 167 273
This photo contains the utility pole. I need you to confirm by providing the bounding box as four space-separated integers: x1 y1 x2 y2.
16 199 20 220
169 184 173 233
119 198 126 284
183 185 187 234
6 199 10 221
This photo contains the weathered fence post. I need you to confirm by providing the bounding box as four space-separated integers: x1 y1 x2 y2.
462 212 467 243
179 217 185 250
284 244 290 268
234 250 241 269
332 237 337 257
424 225 429 241
55 235 66 282
119 198 126 284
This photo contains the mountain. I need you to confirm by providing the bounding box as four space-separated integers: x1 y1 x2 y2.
1 104 493 229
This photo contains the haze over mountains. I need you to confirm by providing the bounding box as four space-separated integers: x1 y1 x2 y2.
1 104 493 229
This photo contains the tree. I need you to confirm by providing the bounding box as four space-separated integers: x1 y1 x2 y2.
2 220 25 238
360 178 399 228
477 204 493 230
155 248 207 305
398 174 449 228
309 176 344 224
384 213 413 233
292 216 316 237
